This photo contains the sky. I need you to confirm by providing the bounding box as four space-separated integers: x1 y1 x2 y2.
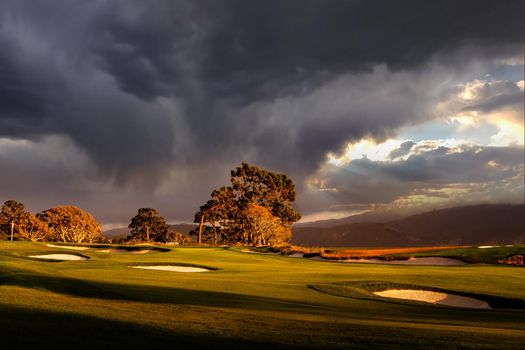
0 0 523 228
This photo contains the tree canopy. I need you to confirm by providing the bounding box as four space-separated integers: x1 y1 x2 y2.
194 163 300 246
0 200 26 239
38 205 102 243
128 208 170 242
17 212 52 242
0 200 52 241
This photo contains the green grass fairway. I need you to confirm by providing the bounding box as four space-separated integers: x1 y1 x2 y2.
1 242 525 349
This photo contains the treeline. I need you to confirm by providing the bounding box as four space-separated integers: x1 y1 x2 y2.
0 201 102 243
1 163 301 246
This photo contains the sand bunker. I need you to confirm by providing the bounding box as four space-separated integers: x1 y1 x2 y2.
478 245 498 249
98 248 151 254
374 289 491 309
344 257 466 265
288 253 304 258
131 265 210 272
46 244 90 251
29 254 88 261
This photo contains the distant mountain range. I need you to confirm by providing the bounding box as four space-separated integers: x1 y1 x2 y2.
295 210 404 228
292 204 525 247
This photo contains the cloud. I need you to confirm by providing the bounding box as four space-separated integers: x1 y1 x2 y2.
0 1 523 223
303 141 524 215
388 141 416 160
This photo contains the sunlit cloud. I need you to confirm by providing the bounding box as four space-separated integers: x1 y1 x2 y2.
304 134 524 220
327 139 405 166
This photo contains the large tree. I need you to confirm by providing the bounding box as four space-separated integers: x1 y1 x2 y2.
0 200 28 240
17 212 53 242
230 163 301 225
194 163 300 245
38 206 102 243
128 208 169 242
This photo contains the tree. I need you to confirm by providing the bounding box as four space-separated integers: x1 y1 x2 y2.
230 163 301 226
38 206 102 243
194 163 301 245
128 208 169 242
0 200 27 240
193 186 235 244
17 212 52 242
243 204 291 246
162 230 191 245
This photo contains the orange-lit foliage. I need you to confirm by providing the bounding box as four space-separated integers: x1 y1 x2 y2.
17 212 52 242
39 206 101 243
243 204 291 246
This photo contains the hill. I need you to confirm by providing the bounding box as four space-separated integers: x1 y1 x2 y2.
292 204 525 247
295 210 403 228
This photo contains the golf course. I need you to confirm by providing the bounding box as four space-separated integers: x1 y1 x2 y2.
1 242 524 349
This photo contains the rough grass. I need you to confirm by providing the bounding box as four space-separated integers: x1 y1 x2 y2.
395 245 525 264
1 242 525 349
320 246 464 259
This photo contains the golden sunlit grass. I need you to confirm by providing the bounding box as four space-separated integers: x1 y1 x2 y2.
321 246 464 259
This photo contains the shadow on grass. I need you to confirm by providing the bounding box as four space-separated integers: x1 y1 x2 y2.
1 268 322 313
0 304 309 350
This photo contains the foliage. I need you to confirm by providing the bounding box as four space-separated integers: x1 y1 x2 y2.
38 206 102 243
0 200 26 239
194 163 300 245
230 163 300 225
242 204 291 246
162 230 192 245
128 208 169 242
17 212 52 242
0 200 52 241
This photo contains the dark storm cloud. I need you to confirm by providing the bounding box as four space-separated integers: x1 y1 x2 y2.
93 0 523 102
0 37 59 138
0 0 523 222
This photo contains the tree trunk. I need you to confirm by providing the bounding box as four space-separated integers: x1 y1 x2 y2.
198 214 204 245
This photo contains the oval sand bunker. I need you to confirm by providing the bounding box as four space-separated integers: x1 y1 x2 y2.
99 249 151 254
29 254 87 261
374 289 491 309
46 244 90 251
131 265 210 272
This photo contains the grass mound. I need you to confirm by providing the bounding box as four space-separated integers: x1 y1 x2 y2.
309 281 525 309
44 242 172 253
